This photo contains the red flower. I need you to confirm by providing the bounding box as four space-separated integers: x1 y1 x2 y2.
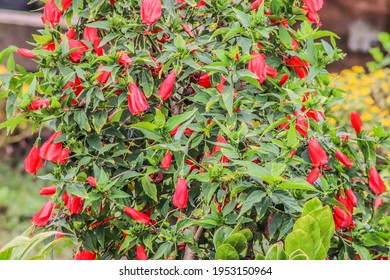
251 0 263 10
17 48 35 59
74 250 96 260
63 76 84 105
136 245 148 260
212 135 229 163
41 0 62 26
118 52 133 67
198 73 212 88
303 0 324 13
248 52 267 83
172 177 188 209
83 27 103 56
97 66 111 84
53 147 70 164
158 71 176 101
295 113 309 137
306 167 320 184
161 151 172 170
308 138 328 167
66 194 84 215
24 145 43 175
286 56 310 79
140 0 162 25
333 206 352 230
338 195 353 214
68 39 88 63
335 151 353 168
66 28 76 40
39 186 57 196
345 189 357 207
127 83 149 115
123 206 151 225
195 0 206 8
32 200 54 227
28 99 50 110
40 132 63 161
374 197 383 211
278 74 289 86
169 125 194 137
61 0 72 10
86 176 97 187
41 42 56 52
350 112 362 134
369 167 386 195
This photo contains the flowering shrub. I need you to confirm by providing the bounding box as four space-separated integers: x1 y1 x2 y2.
0 0 389 260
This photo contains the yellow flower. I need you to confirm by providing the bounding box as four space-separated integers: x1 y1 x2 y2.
351 66 365 73
0 65 7 74
361 112 372 121
363 97 375 105
369 106 381 113
381 119 390 127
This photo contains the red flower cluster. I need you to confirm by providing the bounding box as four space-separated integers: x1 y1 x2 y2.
334 189 357 230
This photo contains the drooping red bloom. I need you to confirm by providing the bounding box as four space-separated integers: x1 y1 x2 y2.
123 206 151 225
248 52 267 83
369 167 386 195
32 200 54 227
350 112 362 134
67 39 88 63
161 151 172 170
338 195 354 214
345 189 357 207
198 73 212 88
86 176 97 187
40 132 63 162
374 197 383 211
66 28 76 39
127 83 149 115
63 75 84 105
303 0 323 12
308 138 328 167
39 186 57 196
169 125 194 137
109 0 117 4
136 245 148 260
83 27 103 56
53 147 70 164
118 52 133 67
24 145 43 175
333 206 352 230
306 167 320 184
140 0 162 25
295 113 309 137
17 48 35 59
172 177 188 209
278 74 289 86
158 71 176 101
28 99 50 110
286 56 310 79
41 42 56 52
96 66 111 84
335 151 353 168
41 0 62 26
195 0 206 8
66 194 84 215
251 0 263 10
74 250 96 260
212 135 229 163
61 0 72 9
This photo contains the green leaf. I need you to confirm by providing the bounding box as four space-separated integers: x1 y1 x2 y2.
87 134 102 151
302 198 322 216
279 25 292 48
232 8 251 29
141 176 158 202
131 122 162 141
0 46 17 64
222 233 247 255
285 229 314 259
92 111 107 134
154 109 166 128
265 242 288 260
215 244 239 260
293 215 321 257
239 190 266 217
165 108 197 131
153 242 173 260
286 124 298 147
68 182 88 198
221 86 234 116
74 110 91 132
213 226 233 249
236 69 261 88
277 178 319 192
288 249 310 260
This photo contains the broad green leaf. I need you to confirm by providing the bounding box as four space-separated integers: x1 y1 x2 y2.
265 242 288 260
141 176 158 202
277 178 319 192
288 249 310 260
232 8 251 29
293 215 321 257
215 244 239 260
221 86 234 116
153 242 173 260
223 233 247 254
213 226 233 249
74 110 91 132
285 229 314 259
92 111 107 134
302 198 323 216
239 190 266 217
165 108 197 132
68 182 88 198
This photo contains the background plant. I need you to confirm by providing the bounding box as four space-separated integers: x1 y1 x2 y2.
0 0 388 260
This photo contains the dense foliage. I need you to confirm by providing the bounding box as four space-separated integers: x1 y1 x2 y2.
0 0 388 260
